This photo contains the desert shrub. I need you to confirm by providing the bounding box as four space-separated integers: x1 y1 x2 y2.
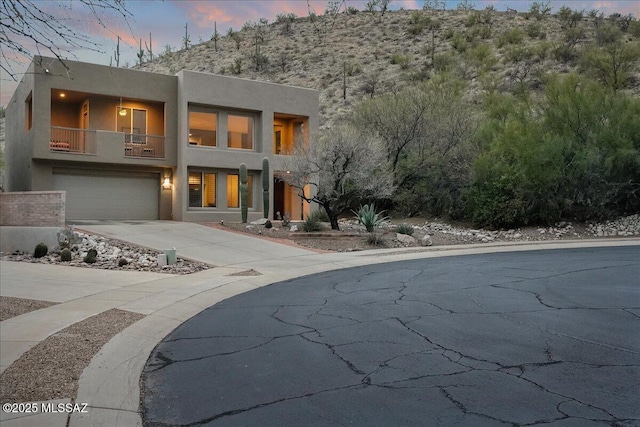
443 28 455 40
468 43 497 70
308 209 330 223
344 61 362 76
526 23 545 39
504 46 534 63
84 248 98 264
302 216 322 232
118 258 129 267
60 248 72 262
533 41 553 60
468 74 640 227
595 22 623 45
529 0 551 20
554 44 577 63
497 28 524 48
366 233 386 247
629 21 640 38
433 52 455 72
264 220 273 229
473 25 492 40
451 34 468 53
390 53 412 69
396 224 414 236
408 11 428 35
34 243 48 258
564 26 586 47
353 204 389 232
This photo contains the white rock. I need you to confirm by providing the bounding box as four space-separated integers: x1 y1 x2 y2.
421 235 433 246
290 225 298 232
250 218 268 225
396 233 416 245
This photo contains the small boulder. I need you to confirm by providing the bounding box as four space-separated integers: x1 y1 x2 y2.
420 235 433 246
396 233 416 245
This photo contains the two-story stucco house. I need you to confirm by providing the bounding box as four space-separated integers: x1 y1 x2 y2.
4 56 318 222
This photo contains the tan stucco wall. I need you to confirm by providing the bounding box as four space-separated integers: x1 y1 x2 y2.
6 57 318 222
175 70 319 222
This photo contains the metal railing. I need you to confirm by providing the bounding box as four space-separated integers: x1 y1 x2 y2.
50 127 97 154
124 134 165 158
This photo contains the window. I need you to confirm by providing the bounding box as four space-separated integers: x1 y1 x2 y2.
274 114 307 154
26 92 33 131
227 174 253 208
188 172 217 208
117 107 147 143
228 114 253 150
189 111 217 147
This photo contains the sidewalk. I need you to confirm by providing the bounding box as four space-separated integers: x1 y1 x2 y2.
1 221 638 426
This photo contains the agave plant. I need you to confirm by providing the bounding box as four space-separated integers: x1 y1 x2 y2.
353 203 389 232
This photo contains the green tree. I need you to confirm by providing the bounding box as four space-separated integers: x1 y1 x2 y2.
279 124 394 230
352 80 477 216
468 74 640 227
580 41 640 92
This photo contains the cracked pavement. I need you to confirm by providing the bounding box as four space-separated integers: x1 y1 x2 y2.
141 246 640 426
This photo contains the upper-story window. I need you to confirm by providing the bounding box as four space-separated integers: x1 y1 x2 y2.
228 114 254 150
274 114 307 155
189 111 217 147
26 92 33 131
117 107 147 143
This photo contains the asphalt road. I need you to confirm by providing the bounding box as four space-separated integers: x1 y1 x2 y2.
142 246 640 426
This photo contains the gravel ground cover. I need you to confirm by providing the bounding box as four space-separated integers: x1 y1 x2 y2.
218 214 640 252
0 296 58 322
0 309 145 404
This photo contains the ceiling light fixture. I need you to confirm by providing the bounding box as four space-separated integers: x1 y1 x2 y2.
119 97 127 116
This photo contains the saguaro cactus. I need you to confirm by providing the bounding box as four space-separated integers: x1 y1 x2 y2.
262 157 270 219
240 163 248 223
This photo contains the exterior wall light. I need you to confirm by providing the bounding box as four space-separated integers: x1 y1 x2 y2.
162 177 172 189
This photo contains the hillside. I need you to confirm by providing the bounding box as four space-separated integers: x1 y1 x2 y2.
136 7 640 126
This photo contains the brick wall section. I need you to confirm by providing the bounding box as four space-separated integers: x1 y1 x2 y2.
0 191 66 227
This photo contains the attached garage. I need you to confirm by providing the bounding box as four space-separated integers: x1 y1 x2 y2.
52 169 160 220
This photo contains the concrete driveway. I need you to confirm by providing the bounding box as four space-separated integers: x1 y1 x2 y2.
74 220 316 267
141 246 640 426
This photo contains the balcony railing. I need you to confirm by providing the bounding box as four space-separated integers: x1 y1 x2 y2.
124 134 165 158
50 127 97 154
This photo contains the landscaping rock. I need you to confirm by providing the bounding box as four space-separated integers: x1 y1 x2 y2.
396 233 416 246
1 231 210 275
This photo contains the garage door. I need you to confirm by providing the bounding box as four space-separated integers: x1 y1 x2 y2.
52 170 159 220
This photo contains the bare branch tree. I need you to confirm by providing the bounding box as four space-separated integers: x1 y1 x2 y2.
279 124 394 230
1 0 132 80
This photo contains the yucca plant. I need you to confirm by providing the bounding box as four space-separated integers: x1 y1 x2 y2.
353 204 389 232
396 224 414 236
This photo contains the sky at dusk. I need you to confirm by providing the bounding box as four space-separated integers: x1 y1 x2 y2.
1 0 639 106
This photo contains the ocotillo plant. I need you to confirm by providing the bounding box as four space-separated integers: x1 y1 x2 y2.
262 157 270 218
240 163 248 223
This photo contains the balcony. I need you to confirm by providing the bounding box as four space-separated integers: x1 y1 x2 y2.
50 127 164 159
50 127 97 154
124 134 165 158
